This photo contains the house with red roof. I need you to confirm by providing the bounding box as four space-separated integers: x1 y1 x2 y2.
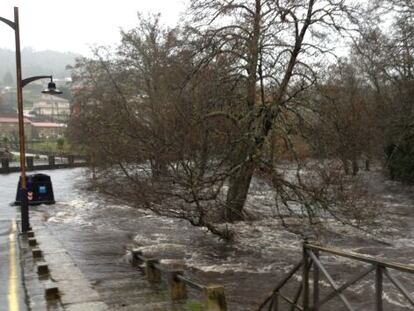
0 117 32 140
0 117 66 140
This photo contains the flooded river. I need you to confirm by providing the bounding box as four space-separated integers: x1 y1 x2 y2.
4 168 414 310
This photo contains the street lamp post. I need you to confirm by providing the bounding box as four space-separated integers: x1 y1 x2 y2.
1 7 62 233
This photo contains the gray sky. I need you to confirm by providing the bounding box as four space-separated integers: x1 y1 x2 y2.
0 0 188 56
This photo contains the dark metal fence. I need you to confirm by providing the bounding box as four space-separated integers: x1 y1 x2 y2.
0 155 88 174
258 241 414 311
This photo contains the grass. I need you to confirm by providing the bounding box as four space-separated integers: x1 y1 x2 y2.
26 140 73 154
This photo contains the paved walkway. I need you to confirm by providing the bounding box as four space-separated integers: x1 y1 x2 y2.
1 169 194 310
0 211 110 311
1 171 108 311
25 212 109 311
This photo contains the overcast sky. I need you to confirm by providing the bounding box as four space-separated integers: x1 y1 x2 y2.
0 0 188 56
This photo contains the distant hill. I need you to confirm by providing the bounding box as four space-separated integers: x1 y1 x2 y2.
0 48 80 83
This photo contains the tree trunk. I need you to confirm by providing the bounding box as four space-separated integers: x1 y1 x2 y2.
225 160 255 222
198 129 210 178
365 158 370 171
224 0 261 222
352 158 359 176
342 158 350 175
151 157 167 178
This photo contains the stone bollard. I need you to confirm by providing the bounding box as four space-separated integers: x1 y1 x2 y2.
26 156 34 170
37 262 49 275
167 270 187 300
44 281 59 299
32 248 42 259
145 259 161 283
48 155 55 167
28 238 37 247
204 285 227 311
27 231 34 238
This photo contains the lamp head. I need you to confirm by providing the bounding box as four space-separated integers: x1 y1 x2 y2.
42 79 62 95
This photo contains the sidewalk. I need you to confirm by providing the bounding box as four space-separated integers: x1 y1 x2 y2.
18 212 109 311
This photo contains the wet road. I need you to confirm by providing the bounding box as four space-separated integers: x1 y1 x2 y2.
2 168 414 310
0 172 28 311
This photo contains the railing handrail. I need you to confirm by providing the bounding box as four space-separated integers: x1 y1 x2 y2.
0 155 89 174
131 249 227 311
305 243 414 274
133 251 207 291
259 241 414 311
177 274 206 291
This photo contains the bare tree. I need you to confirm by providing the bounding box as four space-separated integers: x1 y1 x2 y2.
68 2 383 239
352 0 414 181
309 59 377 175
187 0 363 220
69 16 245 238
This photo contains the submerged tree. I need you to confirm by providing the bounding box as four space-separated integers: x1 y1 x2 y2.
69 16 242 237
187 0 365 220
69 2 381 239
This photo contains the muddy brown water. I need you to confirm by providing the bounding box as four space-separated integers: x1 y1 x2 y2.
8 167 413 310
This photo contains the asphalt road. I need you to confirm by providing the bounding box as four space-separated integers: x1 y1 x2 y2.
0 172 27 311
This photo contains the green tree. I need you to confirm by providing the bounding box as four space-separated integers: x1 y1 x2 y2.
57 138 65 152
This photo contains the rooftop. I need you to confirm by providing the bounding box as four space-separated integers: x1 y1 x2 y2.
0 117 31 123
31 122 66 128
0 117 66 128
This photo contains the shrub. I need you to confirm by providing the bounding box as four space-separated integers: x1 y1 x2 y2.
385 141 414 183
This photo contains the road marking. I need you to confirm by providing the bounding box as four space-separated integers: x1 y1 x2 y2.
8 219 19 311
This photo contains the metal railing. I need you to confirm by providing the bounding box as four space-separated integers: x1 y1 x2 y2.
131 250 227 311
258 241 414 311
0 155 88 174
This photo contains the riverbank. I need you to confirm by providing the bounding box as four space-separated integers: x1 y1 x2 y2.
18 212 109 311
4 167 413 310
30 168 413 310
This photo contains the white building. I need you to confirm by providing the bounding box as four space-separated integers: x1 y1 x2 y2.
31 94 70 121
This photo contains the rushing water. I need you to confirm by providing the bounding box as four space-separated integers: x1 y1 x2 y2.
4 168 414 310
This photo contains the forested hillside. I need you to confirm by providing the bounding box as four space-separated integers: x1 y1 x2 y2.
0 48 79 82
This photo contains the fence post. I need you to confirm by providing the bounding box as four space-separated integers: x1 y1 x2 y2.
26 156 34 170
167 270 187 300
303 240 310 311
68 155 74 166
1 158 9 172
145 259 161 283
48 155 55 167
313 249 320 310
204 285 227 311
271 292 279 311
131 249 142 266
375 265 383 311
